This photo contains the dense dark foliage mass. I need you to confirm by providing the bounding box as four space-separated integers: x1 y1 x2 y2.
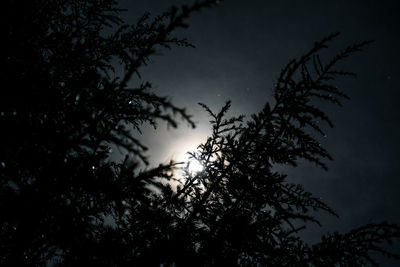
1 0 399 266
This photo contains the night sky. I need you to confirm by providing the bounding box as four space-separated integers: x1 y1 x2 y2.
118 0 400 264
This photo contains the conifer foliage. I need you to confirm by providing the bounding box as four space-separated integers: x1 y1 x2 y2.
1 0 399 266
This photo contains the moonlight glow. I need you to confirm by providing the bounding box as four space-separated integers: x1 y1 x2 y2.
166 134 206 177
187 159 204 174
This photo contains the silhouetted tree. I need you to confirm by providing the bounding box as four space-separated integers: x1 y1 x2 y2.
1 0 399 266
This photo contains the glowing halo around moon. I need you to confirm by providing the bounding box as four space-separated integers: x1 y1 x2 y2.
176 152 204 176
187 159 204 174
167 134 206 178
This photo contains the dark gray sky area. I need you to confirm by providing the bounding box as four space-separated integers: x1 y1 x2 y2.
118 1 400 264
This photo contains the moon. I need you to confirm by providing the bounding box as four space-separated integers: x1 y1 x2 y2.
187 159 204 174
167 133 206 176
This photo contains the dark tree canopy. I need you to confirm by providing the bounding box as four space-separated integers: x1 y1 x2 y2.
1 0 399 266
